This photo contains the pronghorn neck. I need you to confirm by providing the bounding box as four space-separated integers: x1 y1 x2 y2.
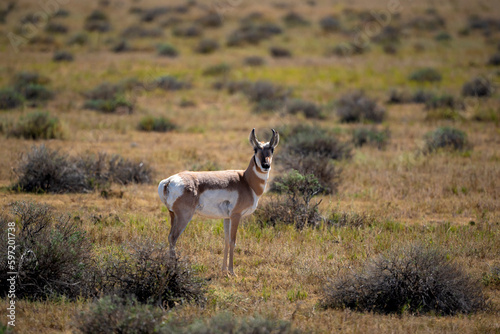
243 156 269 196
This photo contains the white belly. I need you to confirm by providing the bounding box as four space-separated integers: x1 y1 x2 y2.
196 189 239 218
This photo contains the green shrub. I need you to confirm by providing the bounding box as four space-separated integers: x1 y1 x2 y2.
409 67 442 83
0 88 24 110
352 127 390 149
336 90 385 123
424 127 470 153
157 43 178 57
138 116 177 132
321 243 486 315
0 201 93 300
8 111 65 140
252 98 285 114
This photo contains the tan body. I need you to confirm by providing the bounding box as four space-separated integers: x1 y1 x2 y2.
158 129 278 276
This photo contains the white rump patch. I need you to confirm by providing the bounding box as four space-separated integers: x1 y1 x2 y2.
196 189 239 219
158 174 185 211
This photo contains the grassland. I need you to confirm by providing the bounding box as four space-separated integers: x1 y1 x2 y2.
0 0 499 333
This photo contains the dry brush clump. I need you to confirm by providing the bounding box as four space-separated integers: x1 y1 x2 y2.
82 80 139 114
352 127 390 150
74 295 165 334
336 90 386 123
423 127 471 153
75 303 301 334
256 170 324 230
13 145 153 193
93 239 206 307
0 201 94 300
321 243 486 315
6 111 65 140
276 125 349 194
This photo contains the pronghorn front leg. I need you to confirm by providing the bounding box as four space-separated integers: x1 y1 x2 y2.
222 218 231 274
228 214 241 276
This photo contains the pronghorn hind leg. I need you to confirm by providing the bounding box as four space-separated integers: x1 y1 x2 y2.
168 209 194 259
228 214 241 276
222 218 231 274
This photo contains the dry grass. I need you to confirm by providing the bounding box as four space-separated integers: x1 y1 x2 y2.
0 0 499 333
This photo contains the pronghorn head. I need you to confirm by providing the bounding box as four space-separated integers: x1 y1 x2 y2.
249 128 279 172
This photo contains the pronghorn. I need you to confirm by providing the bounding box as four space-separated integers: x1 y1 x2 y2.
158 129 279 276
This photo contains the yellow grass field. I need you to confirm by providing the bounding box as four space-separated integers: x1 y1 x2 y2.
0 0 499 332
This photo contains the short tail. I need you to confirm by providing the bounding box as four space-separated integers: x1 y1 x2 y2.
158 178 171 205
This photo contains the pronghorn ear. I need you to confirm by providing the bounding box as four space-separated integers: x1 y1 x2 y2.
249 128 262 150
270 129 279 148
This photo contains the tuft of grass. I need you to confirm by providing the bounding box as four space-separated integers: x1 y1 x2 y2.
409 67 442 83
0 201 93 300
321 243 486 315
424 127 470 153
138 115 177 132
8 111 65 140
434 31 452 41
336 90 386 123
